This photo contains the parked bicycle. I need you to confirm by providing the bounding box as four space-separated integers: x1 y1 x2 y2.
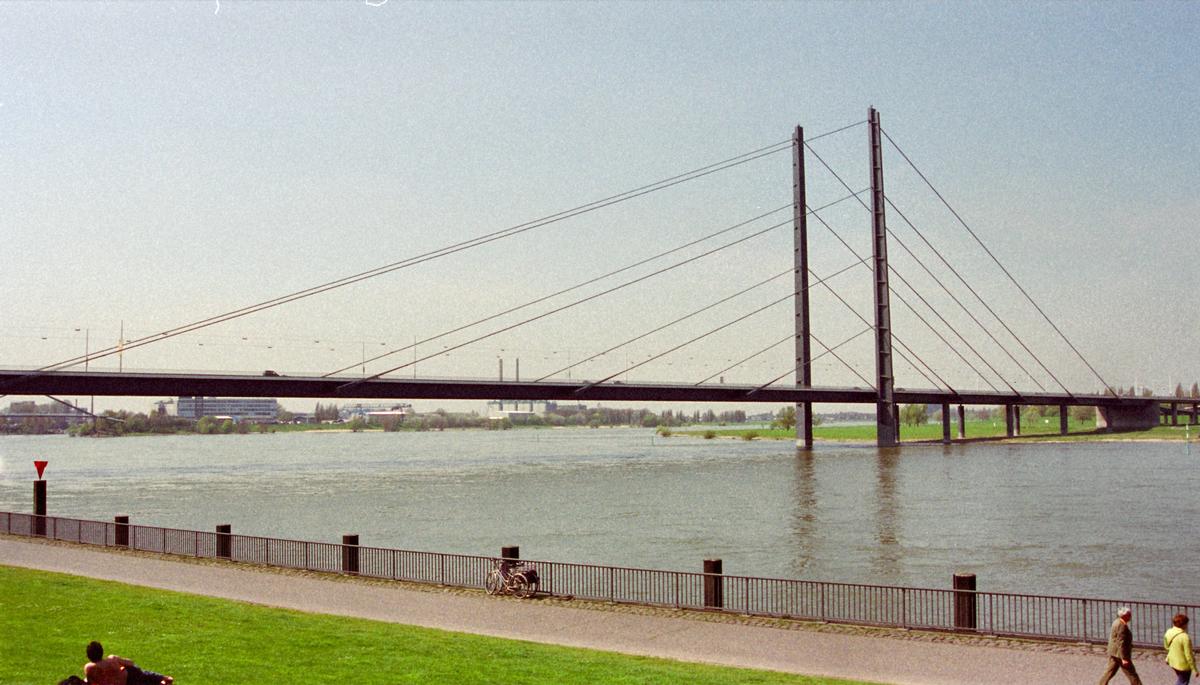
485 558 539 598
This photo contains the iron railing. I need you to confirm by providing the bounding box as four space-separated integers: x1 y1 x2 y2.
3 510 1195 650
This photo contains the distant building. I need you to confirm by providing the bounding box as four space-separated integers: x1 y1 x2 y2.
485 399 563 419
176 397 278 422
340 402 413 421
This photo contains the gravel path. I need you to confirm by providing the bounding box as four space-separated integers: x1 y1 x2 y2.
1 536 1175 684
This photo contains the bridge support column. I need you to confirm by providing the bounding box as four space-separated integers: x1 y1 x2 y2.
1059 405 1069 435
957 404 965 439
941 403 951 444
1171 403 1178 426
1013 406 1021 437
1193 403 1198 426
1004 405 1014 438
1096 401 1160 431
893 403 902 444
868 107 898 448
792 125 814 451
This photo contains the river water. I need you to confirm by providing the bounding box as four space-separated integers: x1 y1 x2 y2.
1 429 1196 603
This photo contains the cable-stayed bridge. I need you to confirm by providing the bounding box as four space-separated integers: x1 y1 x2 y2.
3 108 1195 447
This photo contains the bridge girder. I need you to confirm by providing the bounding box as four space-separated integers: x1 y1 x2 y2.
0 370 1157 408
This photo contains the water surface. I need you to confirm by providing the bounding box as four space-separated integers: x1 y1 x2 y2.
1 429 1194 602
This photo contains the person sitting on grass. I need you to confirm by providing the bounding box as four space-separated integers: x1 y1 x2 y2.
84 641 174 685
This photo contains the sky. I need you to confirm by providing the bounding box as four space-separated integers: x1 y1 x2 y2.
1 1 1197 413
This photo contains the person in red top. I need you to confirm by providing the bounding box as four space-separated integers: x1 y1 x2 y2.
84 641 173 685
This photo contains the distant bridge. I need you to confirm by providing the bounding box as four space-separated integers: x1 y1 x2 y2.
2 108 1194 446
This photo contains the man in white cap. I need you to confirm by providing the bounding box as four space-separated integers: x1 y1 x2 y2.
1099 607 1142 685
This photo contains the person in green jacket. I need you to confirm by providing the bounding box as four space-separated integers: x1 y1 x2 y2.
1164 613 1198 685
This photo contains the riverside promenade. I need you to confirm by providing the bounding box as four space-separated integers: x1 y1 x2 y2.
1 536 1176 685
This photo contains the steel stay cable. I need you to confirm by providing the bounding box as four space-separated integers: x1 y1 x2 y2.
806 142 1001 392
811 260 950 393
742 326 874 392
327 204 791 376
534 269 791 382
575 283 877 393
9 135 804 383
804 203 958 393
696 335 792 386
338 217 798 391
880 127 1113 396
882 195 1048 392
53 123 864 378
330 191 866 378
880 222 1020 395
538 256 866 383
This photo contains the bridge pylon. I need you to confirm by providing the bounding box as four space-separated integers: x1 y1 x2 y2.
793 125 814 450
869 107 898 447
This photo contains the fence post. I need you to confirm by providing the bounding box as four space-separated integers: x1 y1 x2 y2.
1082 599 1088 643
114 515 130 547
33 479 47 537
953 573 978 631
703 559 723 609
342 534 359 575
216 524 232 559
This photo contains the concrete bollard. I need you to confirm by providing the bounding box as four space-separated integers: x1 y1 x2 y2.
342 534 360 575
953 573 977 631
216 524 232 559
703 558 724 609
114 515 130 547
33 480 47 537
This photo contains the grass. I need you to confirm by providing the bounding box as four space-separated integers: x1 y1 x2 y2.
677 418 1200 443
0 565 881 685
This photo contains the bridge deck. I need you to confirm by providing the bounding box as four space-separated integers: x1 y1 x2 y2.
2 369 1188 408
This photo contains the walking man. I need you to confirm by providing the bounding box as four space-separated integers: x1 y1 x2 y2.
1099 607 1143 685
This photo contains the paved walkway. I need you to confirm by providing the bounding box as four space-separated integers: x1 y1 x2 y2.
1 537 1175 684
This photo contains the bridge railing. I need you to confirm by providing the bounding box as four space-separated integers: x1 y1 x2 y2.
4 511 1194 650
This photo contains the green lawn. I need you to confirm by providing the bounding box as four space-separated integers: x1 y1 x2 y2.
0 565 880 685
679 418 1199 442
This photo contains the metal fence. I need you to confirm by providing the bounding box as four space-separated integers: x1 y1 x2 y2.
3 510 1195 650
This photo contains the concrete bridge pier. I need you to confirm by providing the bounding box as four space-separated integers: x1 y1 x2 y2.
1096 401 1160 431
957 404 965 439
1014 406 1021 437
1171 403 1178 426
1059 404 1068 435
1004 405 1014 438
941 403 951 444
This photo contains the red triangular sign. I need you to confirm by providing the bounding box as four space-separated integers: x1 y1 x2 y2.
34 460 48 479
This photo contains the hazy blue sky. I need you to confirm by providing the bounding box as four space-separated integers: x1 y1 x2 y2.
1 1 1196 411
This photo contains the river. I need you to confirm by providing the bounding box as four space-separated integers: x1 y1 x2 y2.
1 429 1196 603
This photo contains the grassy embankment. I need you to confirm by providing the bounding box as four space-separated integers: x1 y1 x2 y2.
678 419 1199 442
0 565 879 685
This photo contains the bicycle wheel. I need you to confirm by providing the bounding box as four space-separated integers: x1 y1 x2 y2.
485 569 504 595
512 572 536 599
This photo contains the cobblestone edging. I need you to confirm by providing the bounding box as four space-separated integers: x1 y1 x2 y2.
4 532 1168 664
